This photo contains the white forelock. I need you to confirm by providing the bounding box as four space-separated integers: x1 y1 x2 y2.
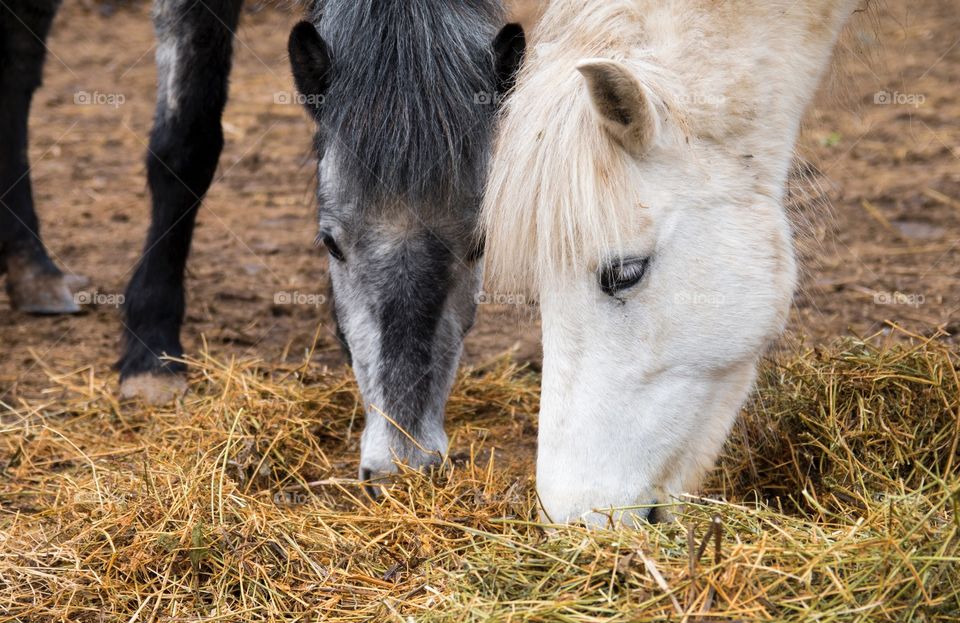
482 0 861 295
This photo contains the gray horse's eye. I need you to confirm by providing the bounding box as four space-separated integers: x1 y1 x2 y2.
320 233 345 262
467 234 485 262
599 257 649 296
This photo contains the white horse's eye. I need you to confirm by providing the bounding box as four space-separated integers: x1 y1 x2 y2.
599 257 649 296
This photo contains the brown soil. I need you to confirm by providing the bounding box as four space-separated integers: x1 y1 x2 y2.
1 0 958 398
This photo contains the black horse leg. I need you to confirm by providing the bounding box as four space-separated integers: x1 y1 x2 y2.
119 0 244 402
0 0 84 314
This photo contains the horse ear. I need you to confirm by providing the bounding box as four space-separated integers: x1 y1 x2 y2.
576 59 658 156
288 21 331 119
493 23 526 96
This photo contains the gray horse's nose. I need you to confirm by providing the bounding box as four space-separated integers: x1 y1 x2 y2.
359 466 395 501
359 467 379 500
359 450 445 500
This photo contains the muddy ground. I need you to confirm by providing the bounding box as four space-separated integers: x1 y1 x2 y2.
1 0 958 398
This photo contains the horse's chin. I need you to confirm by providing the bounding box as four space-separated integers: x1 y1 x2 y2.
538 488 681 529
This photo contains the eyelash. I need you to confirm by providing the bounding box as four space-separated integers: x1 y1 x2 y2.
599 258 650 296
320 233 345 262
467 235 485 262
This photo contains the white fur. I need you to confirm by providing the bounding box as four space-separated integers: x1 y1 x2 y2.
155 38 180 117
483 0 860 524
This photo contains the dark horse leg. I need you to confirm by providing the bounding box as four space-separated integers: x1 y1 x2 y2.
119 0 243 402
0 0 85 314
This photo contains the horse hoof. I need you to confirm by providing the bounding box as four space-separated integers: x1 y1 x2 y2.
7 273 82 315
119 374 188 405
4 251 87 315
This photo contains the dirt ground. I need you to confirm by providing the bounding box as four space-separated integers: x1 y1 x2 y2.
1 0 958 398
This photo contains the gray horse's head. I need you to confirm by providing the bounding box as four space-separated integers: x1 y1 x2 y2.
288 1 524 487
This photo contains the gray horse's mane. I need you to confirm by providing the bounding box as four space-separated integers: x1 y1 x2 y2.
314 0 503 210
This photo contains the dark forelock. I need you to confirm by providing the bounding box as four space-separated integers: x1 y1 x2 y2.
315 0 503 211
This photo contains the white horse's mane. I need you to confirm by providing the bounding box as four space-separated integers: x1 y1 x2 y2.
482 0 862 293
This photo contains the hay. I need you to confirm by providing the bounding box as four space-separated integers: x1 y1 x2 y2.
1 332 958 621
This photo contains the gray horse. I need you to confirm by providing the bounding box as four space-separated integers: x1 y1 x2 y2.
289 1 524 488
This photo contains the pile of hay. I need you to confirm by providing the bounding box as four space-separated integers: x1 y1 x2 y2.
1 334 957 621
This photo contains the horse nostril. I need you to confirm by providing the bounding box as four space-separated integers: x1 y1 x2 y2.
359 467 383 501
363 483 382 501
647 505 663 524
646 502 675 525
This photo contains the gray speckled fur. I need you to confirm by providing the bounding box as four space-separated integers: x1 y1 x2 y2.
296 0 507 476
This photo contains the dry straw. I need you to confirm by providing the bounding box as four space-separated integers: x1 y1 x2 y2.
1 329 957 621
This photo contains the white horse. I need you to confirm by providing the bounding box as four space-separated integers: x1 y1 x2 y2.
484 0 860 525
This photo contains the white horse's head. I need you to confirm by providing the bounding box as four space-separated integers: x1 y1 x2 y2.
483 0 859 525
